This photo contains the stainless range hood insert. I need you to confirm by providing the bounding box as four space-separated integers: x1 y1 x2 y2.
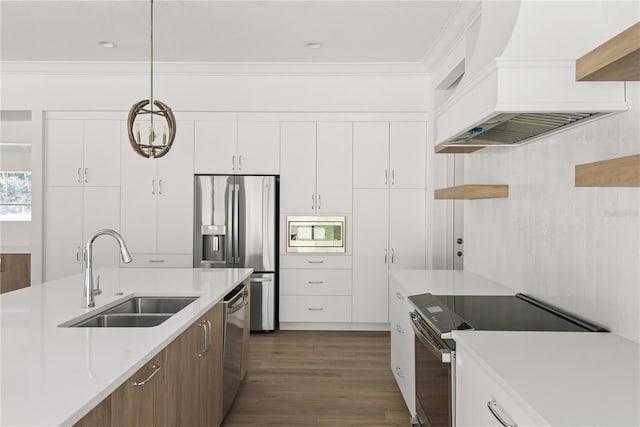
442 112 604 148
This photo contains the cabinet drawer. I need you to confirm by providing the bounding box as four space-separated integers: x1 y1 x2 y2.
280 255 352 269
280 269 352 296
279 296 351 322
120 254 193 268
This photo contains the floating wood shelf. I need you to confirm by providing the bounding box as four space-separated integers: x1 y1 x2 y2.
434 185 509 200
575 154 640 187
434 144 484 154
576 22 640 81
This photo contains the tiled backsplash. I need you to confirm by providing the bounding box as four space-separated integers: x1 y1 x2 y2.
464 82 640 344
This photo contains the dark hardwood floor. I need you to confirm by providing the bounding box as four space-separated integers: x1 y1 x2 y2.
222 330 411 426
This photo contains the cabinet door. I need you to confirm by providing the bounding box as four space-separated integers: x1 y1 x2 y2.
0 254 31 294
389 189 426 270
390 122 426 189
353 122 389 189
84 120 121 187
316 122 352 213
194 120 236 174
45 187 82 281
46 120 84 187
120 124 157 254
83 187 121 269
157 121 194 254
111 358 164 427
352 189 389 323
280 122 316 213
237 121 280 174
202 303 224 427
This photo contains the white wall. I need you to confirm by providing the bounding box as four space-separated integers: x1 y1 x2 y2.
463 82 640 343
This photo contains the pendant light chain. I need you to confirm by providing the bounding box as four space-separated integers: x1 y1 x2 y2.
150 0 154 131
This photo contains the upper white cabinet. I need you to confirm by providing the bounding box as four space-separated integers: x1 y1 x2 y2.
47 119 120 187
280 121 352 213
121 120 194 261
194 119 279 175
353 122 426 189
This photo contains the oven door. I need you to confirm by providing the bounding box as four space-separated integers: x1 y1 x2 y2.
410 311 453 427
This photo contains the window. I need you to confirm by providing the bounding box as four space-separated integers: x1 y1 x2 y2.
0 171 31 221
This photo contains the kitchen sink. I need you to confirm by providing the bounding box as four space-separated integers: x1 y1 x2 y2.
103 296 199 315
61 296 199 328
72 314 172 328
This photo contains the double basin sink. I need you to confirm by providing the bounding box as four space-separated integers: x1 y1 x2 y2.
65 296 199 328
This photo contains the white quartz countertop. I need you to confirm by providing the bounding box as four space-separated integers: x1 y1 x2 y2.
452 330 640 426
0 267 252 427
389 269 515 296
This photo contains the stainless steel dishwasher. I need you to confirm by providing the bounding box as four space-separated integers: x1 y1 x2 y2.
222 283 248 418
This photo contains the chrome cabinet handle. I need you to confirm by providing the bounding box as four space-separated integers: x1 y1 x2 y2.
396 324 404 334
395 292 403 300
308 281 324 284
158 179 163 195
76 246 81 262
384 248 388 264
76 168 82 183
391 169 395 185
307 260 324 264
395 367 405 378
84 168 88 183
197 322 207 357
238 155 243 170
487 401 517 427
317 194 321 210
133 364 161 386
151 179 155 194
311 194 315 210
307 307 324 311
385 170 388 185
391 248 395 263
148 259 165 263
205 320 212 352
232 155 236 170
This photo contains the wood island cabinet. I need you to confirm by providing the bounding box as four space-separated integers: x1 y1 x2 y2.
0 253 31 294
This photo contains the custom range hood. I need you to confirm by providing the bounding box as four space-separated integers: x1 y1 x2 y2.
435 1 629 152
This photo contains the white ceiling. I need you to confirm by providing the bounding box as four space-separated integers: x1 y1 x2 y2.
1 1 460 64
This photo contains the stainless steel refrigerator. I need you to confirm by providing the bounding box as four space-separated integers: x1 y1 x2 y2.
194 175 278 331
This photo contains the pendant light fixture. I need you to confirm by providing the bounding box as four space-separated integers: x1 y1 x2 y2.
127 0 176 159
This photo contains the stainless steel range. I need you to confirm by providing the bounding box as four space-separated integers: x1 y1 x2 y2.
408 293 606 427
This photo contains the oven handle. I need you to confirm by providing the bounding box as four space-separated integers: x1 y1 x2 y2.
410 312 451 364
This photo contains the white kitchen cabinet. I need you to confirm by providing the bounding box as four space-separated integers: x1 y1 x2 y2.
45 186 120 281
279 254 352 324
456 343 549 427
194 119 279 174
389 279 416 415
352 189 425 323
280 122 352 213
353 121 426 189
46 119 120 187
120 120 194 264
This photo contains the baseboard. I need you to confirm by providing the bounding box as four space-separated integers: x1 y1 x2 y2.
279 322 390 331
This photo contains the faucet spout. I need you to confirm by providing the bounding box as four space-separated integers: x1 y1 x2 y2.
83 229 132 308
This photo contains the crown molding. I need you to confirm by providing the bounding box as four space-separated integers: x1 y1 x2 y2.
0 61 429 76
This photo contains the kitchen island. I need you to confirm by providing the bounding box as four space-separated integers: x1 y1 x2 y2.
0 267 252 426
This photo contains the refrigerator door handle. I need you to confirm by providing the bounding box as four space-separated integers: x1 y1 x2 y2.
234 183 240 264
227 183 234 266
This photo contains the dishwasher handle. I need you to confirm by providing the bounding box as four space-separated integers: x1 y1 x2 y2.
225 284 247 313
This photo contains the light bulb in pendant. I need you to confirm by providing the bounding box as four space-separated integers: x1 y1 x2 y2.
135 123 141 143
162 125 168 145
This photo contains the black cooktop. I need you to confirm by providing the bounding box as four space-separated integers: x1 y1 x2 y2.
408 293 606 335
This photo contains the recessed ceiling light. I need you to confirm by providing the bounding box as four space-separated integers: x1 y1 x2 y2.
305 42 323 50
98 41 117 48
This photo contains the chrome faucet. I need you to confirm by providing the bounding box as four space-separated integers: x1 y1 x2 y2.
83 229 132 308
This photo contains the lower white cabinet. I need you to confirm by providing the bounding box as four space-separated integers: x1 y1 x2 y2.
45 186 120 281
389 278 416 415
279 255 352 323
456 343 549 427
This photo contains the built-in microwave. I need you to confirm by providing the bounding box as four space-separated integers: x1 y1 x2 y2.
286 216 345 253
